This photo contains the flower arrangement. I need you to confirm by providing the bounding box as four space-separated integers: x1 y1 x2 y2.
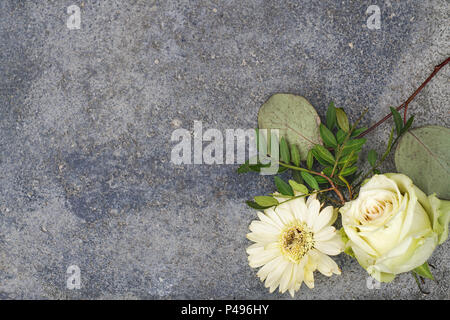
239 57 450 296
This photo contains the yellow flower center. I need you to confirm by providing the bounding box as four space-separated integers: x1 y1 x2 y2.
281 224 314 264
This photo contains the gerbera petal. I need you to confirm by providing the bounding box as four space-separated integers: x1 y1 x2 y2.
312 206 334 232
248 247 280 268
303 268 315 288
315 237 344 256
289 198 308 222
246 231 278 244
314 249 341 276
313 226 336 242
275 207 296 225
279 263 295 293
264 259 289 290
264 208 285 229
256 256 284 281
306 199 320 227
249 220 279 235
257 212 282 230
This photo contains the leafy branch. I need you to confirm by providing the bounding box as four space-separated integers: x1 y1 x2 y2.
354 108 415 190
356 57 449 139
238 101 369 208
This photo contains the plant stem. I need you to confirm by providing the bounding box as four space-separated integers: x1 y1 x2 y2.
274 187 335 205
278 162 346 205
412 272 430 295
357 57 450 139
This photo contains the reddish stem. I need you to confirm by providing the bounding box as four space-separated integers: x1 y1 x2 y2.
357 57 450 138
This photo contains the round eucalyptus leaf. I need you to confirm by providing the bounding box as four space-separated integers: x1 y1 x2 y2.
258 93 322 160
395 125 450 199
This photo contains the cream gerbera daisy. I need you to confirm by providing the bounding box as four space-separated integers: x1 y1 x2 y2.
246 193 344 297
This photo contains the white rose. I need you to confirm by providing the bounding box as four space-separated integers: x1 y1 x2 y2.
340 173 450 282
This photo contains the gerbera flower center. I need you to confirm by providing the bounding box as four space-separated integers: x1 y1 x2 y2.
281 225 314 264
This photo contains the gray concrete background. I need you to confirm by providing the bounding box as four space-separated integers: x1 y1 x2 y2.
0 0 449 299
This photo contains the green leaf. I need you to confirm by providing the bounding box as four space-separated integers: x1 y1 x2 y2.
314 175 329 184
288 180 309 194
306 149 314 170
246 200 269 210
341 138 367 156
248 162 271 172
254 196 279 207
337 153 358 166
336 108 350 132
292 170 303 183
395 125 450 199
390 107 403 136
351 127 367 138
290 144 301 167
339 166 357 176
401 115 415 135
413 262 434 280
336 129 347 144
274 176 294 196
301 171 319 190
326 101 336 130
237 163 250 173
277 166 288 174
312 145 335 165
368 149 377 167
319 124 338 148
258 93 322 160
280 136 290 164
322 167 333 176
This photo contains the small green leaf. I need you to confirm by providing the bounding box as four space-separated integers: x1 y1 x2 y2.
277 166 289 174
314 175 329 184
292 170 303 183
306 149 314 170
336 108 350 132
341 138 367 156
312 145 335 165
401 115 415 135
414 262 434 280
246 200 269 210
336 129 347 144
340 166 357 176
288 180 309 194
254 196 279 207
320 124 338 148
390 107 403 136
338 152 358 166
351 127 367 138
290 144 301 166
383 127 395 158
274 176 294 196
322 167 333 176
368 149 377 167
237 163 250 173
301 171 319 190
248 162 271 172
280 136 290 164
326 101 337 130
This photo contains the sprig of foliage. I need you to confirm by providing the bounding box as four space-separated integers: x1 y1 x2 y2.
238 101 372 208
354 108 415 189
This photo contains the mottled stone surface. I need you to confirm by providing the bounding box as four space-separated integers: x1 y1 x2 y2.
0 0 448 299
